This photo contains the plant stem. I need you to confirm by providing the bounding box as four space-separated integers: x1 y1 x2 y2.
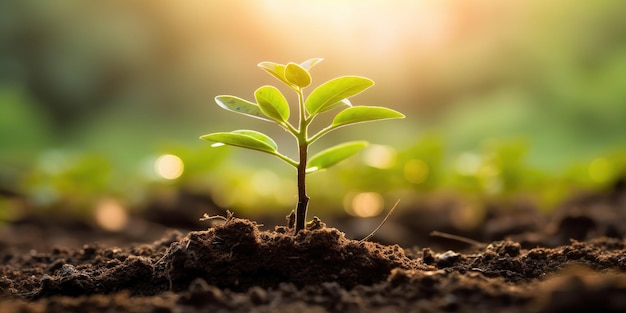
295 144 309 233
295 88 309 233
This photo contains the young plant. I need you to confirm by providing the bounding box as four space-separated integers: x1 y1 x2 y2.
201 59 404 233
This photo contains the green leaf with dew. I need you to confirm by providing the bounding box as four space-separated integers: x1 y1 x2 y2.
306 141 368 173
332 106 405 128
255 86 290 123
305 76 374 116
215 95 270 122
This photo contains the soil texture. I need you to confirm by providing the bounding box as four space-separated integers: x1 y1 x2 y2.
2 195 626 313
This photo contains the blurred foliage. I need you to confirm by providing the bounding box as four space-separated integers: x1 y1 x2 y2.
1 1 626 221
2 135 624 222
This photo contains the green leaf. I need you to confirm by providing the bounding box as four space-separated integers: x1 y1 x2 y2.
307 141 368 173
305 76 374 116
215 95 270 122
299 58 323 71
230 130 278 151
318 98 352 113
285 63 311 88
255 86 290 123
200 130 278 154
258 61 293 88
332 106 405 128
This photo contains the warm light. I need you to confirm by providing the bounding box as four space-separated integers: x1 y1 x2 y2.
345 192 384 217
95 198 128 232
255 0 450 57
363 145 396 169
155 154 184 180
404 159 429 184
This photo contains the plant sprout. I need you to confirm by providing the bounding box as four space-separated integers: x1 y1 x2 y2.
201 59 404 233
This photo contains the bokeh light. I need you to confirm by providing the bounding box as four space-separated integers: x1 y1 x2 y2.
363 145 396 169
154 154 184 180
455 153 481 176
345 192 384 218
94 198 128 232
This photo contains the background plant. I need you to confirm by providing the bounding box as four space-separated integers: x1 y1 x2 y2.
201 59 404 233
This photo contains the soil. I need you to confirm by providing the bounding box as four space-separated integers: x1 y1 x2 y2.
2 180 626 313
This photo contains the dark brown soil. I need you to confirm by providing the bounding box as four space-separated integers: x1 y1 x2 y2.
2 198 626 313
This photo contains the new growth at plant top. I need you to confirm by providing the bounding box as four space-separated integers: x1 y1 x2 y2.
201 58 404 233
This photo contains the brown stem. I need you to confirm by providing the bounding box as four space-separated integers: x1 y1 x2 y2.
295 144 309 233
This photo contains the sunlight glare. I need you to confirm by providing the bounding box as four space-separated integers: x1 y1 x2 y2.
255 0 450 58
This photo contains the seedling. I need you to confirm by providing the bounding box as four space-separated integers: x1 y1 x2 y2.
201 59 404 233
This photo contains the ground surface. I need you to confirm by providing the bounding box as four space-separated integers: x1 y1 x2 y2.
1 182 626 312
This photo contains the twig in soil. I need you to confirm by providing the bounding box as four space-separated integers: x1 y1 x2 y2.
429 230 485 247
200 213 227 221
360 199 400 242
199 210 235 224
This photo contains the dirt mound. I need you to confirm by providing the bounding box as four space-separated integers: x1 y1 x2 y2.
157 216 420 292
1 216 422 300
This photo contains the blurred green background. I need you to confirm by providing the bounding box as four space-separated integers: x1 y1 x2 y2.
1 0 625 230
